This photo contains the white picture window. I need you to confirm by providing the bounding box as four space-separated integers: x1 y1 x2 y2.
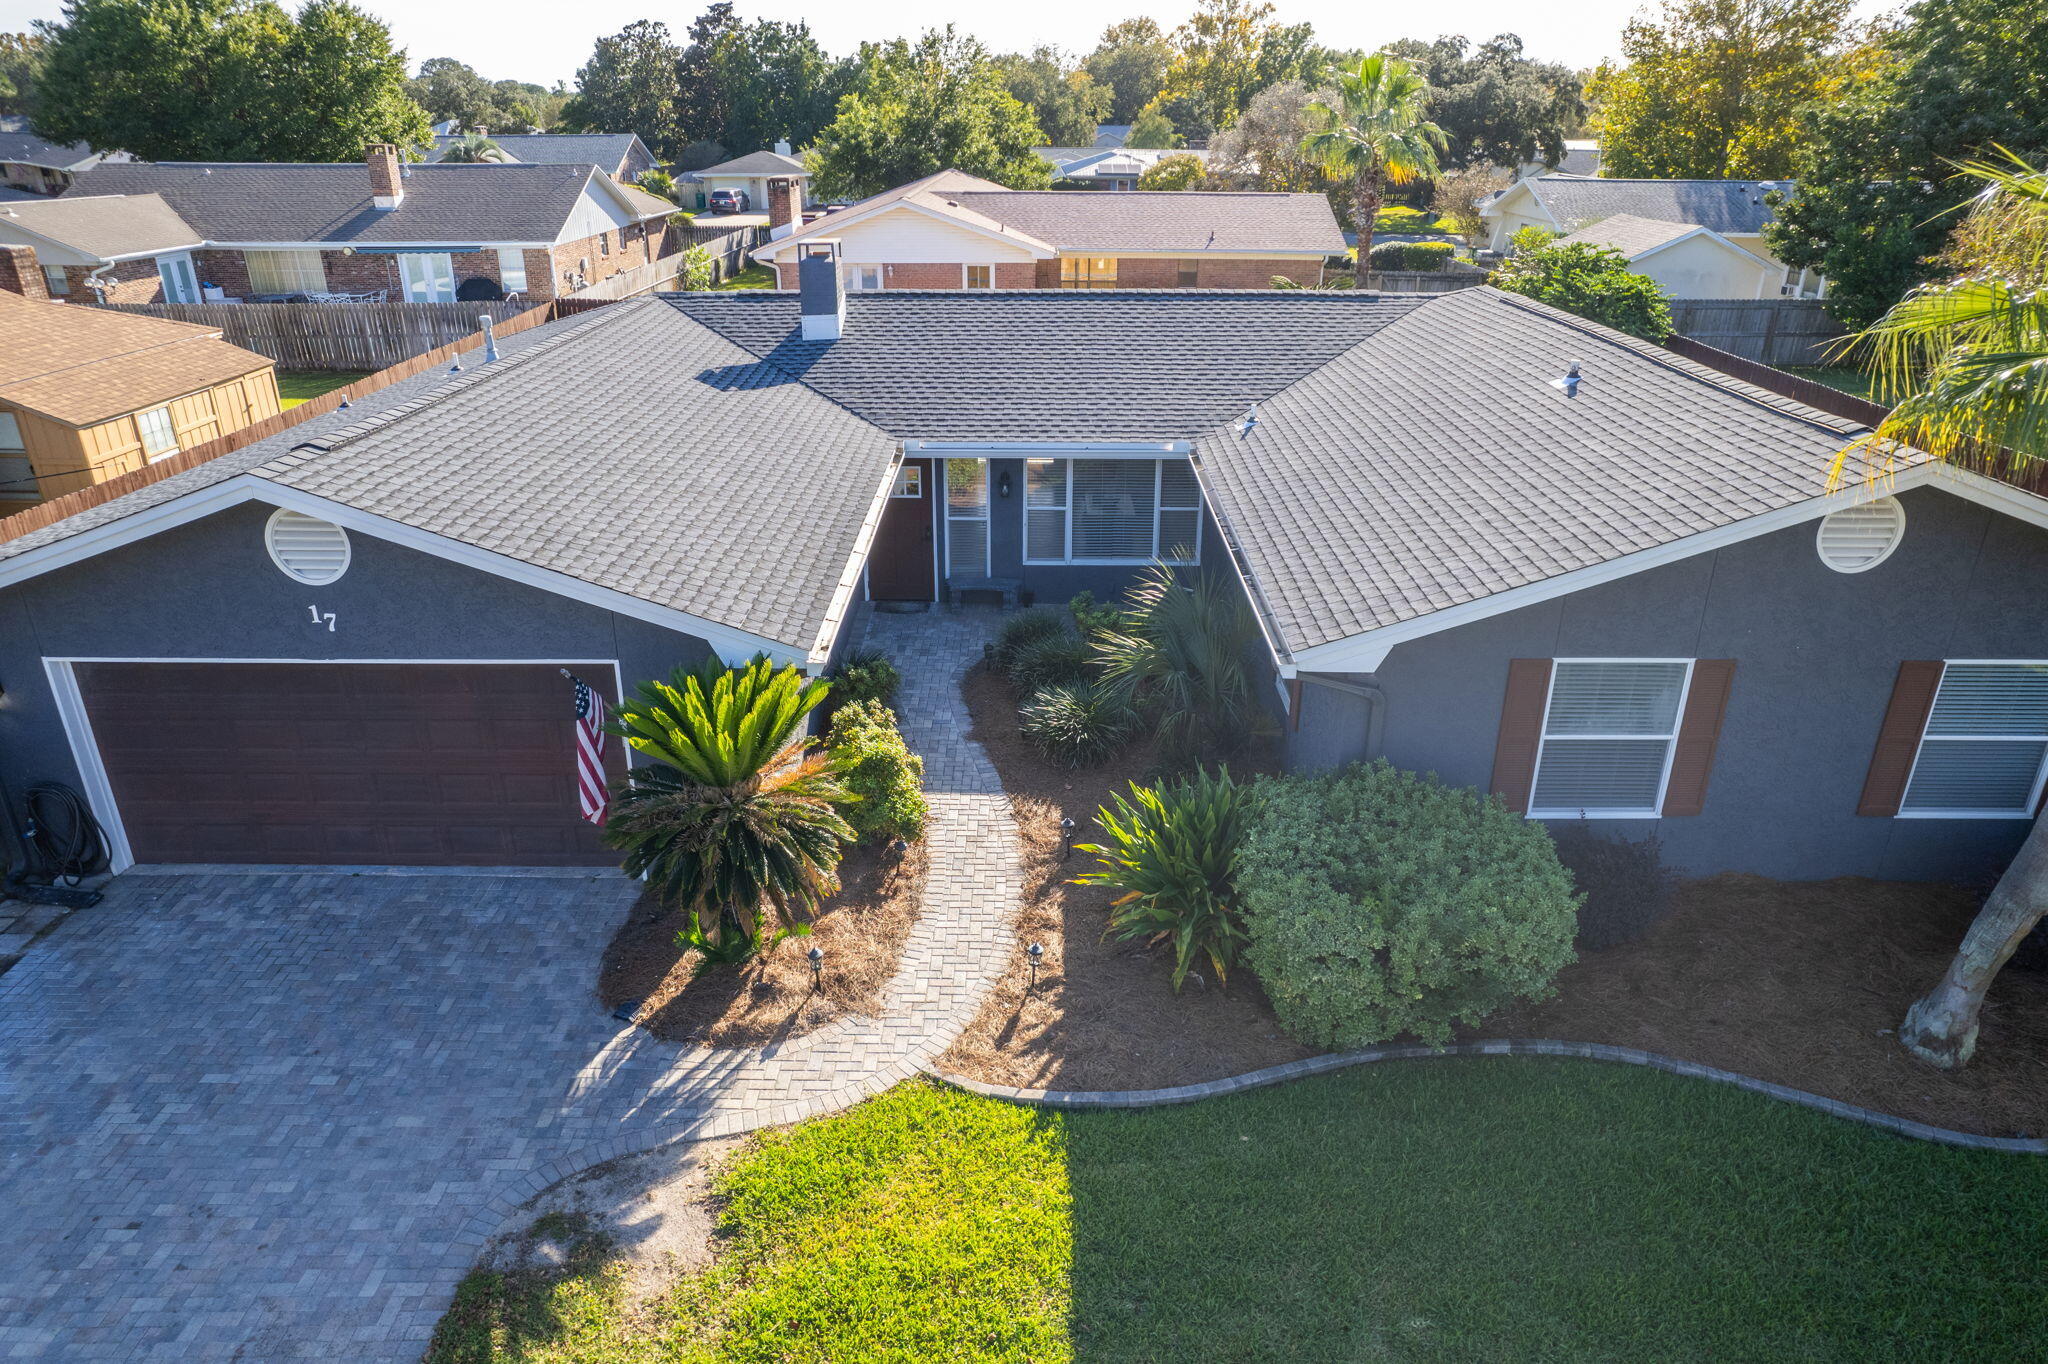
1900 663 2048 818
497 248 528 292
891 464 922 498
846 264 884 292
136 406 179 461
964 264 994 289
1528 660 1694 818
244 249 328 296
1024 458 1201 565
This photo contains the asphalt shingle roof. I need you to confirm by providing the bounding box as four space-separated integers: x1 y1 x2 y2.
1195 286 1903 655
0 290 272 425
1551 213 1709 258
426 133 646 173
694 151 808 176
252 299 897 651
950 190 1343 253
69 162 607 244
0 191 201 259
1523 176 1790 236
664 290 1428 440
0 118 98 171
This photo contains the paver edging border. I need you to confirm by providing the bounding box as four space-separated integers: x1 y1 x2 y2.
924 1039 2048 1154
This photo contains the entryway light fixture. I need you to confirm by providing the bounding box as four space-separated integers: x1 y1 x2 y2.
997 469 1013 499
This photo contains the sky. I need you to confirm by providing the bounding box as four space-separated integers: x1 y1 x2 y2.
0 0 1896 91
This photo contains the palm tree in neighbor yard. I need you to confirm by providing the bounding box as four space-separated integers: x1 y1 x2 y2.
440 133 510 163
1851 149 2048 1068
1300 54 1446 288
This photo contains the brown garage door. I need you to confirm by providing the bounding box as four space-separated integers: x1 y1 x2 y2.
75 662 624 866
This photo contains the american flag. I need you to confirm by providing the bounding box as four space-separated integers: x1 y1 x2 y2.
569 675 609 826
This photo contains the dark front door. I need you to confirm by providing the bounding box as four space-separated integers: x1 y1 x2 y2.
867 458 936 601
75 661 623 866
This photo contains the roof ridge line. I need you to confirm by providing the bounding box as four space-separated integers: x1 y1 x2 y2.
259 301 643 468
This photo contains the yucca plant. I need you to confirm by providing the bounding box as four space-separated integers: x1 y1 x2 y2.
1019 681 1139 769
990 608 1067 671
605 657 856 967
1074 768 1254 992
1093 563 1272 764
1007 631 1093 693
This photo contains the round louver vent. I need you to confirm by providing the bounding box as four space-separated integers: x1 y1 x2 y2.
1815 496 1905 573
265 508 351 584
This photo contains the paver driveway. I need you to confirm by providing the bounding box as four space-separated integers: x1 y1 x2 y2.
0 608 1022 1361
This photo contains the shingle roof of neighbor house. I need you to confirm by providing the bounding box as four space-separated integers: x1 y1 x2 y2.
70 162 664 244
425 132 649 172
0 117 99 171
3 287 1907 660
693 151 809 177
1516 176 1790 236
1551 212 1735 259
0 290 272 426
0 191 202 259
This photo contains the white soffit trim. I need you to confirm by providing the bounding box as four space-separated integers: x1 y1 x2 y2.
754 198 1058 261
0 475 805 665
1291 463 2048 675
808 449 906 673
905 439 1192 456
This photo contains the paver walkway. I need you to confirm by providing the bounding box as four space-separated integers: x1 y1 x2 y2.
0 607 1019 1361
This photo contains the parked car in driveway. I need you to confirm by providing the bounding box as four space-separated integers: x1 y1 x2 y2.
708 187 751 214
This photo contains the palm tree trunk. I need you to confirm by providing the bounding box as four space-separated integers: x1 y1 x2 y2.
1898 809 2048 1068
1352 171 1382 290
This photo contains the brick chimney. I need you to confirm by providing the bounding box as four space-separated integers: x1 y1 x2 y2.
367 143 404 210
0 244 50 300
766 176 804 238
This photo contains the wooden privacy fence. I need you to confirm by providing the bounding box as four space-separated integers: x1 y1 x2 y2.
1666 298 1845 366
1663 334 1890 426
90 300 536 371
682 222 768 284
1 297 610 545
572 250 688 300
1362 268 1487 294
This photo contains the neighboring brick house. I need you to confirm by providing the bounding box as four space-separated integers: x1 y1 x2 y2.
752 169 1343 290
0 288 279 509
0 146 676 305
424 131 659 184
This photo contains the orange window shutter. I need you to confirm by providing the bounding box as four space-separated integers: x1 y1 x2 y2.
1663 660 1736 816
1489 659 1554 813
1857 661 1946 817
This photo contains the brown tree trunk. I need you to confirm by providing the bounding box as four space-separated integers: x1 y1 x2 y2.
1352 170 1382 289
1898 809 2048 1068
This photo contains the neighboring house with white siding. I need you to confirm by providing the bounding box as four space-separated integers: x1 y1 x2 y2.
1549 214 1784 300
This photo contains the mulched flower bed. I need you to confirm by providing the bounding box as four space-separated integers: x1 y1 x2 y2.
599 838 927 1049
946 661 2048 1138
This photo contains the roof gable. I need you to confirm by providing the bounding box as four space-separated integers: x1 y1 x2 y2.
1526 177 1790 237
0 192 202 261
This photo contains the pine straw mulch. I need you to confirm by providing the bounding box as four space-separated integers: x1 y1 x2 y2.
936 664 1310 1093
942 662 2048 1137
598 838 927 1049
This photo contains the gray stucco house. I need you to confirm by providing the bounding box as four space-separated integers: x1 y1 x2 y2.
2 275 2044 885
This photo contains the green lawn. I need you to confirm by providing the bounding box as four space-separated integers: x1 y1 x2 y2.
1372 205 1440 233
428 1065 2048 1363
1785 366 1880 402
277 370 368 408
714 265 776 291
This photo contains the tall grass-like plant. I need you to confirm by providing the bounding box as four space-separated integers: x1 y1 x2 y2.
1075 768 1253 991
1018 681 1139 768
991 608 1067 671
605 658 856 965
1094 563 1270 764
1007 632 1093 693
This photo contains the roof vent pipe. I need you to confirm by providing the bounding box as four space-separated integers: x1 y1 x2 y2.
479 314 500 363
1551 362 1584 398
1239 403 1259 436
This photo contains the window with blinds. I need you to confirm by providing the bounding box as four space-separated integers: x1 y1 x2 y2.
1901 663 2048 816
1529 660 1693 817
1059 256 1118 288
1023 458 1201 564
946 459 989 578
245 249 328 296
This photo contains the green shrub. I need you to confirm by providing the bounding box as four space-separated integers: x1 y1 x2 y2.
1237 761 1579 1048
1367 240 1457 271
1007 632 1092 693
1492 240 1674 340
1094 563 1270 765
1019 681 1139 768
990 609 1066 671
827 700 927 842
831 648 901 708
1510 224 1562 255
1068 590 1127 640
1074 768 1254 991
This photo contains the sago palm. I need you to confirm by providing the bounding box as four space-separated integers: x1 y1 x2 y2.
1850 149 2048 1068
1300 54 1447 287
604 657 855 963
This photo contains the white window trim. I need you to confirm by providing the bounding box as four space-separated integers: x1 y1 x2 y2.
890 464 922 498
137 406 179 462
1897 659 2048 820
944 458 991 579
1527 658 1696 820
962 263 995 290
1021 457 1203 566
846 264 884 292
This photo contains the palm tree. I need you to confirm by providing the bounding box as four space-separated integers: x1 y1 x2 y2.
1093 563 1270 764
604 658 856 965
1300 54 1447 288
1852 149 2048 1068
440 133 510 163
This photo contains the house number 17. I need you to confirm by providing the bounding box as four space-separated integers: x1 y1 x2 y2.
307 605 337 632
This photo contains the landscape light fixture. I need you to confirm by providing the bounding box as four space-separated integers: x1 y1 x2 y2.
1059 816 1076 859
1026 942 1044 991
808 944 824 993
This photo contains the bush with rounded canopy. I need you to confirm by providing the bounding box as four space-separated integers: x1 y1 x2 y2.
1238 761 1579 1048
827 699 927 842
